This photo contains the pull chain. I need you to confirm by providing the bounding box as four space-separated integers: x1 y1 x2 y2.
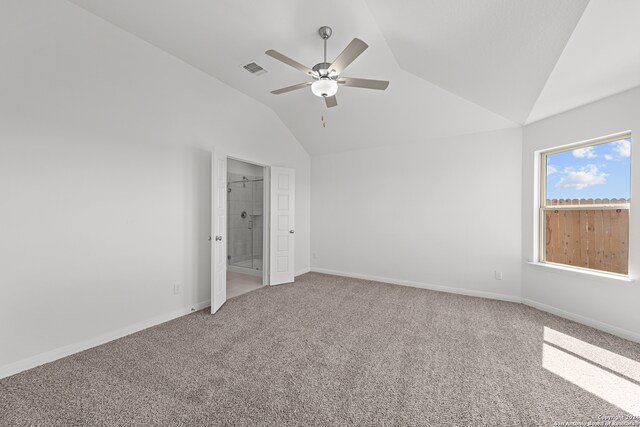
321 110 327 128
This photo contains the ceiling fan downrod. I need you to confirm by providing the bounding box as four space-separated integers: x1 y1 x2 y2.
319 26 332 63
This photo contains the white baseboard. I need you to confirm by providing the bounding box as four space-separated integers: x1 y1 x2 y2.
4 270 639 380
295 267 311 277
311 268 640 344
522 298 640 344
310 268 522 303
0 300 210 380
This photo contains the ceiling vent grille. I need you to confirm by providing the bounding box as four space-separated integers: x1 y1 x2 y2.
242 62 267 76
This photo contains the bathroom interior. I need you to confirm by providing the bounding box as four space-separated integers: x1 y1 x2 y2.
226 158 265 299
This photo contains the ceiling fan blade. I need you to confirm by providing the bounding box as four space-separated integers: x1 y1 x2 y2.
270 82 312 95
324 95 338 108
329 38 368 75
265 49 317 77
338 77 389 90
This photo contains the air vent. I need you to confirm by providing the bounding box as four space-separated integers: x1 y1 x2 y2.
242 61 267 76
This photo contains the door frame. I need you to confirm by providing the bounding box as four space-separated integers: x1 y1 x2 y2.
225 155 270 287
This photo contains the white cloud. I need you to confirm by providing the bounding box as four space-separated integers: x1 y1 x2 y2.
613 139 631 158
547 165 558 175
604 154 613 161
555 164 607 190
572 146 597 159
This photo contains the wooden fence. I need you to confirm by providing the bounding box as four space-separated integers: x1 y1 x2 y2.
545 199 629 274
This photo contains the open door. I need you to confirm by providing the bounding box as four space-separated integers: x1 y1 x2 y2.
211 148 227 313
270 167 295 285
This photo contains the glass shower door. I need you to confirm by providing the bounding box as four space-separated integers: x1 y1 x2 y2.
227 178 263 271
251 179 263 271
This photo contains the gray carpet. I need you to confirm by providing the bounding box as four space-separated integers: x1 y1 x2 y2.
2 272 639 426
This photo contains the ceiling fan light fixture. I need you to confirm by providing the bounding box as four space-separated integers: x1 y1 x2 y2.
311 78 338 98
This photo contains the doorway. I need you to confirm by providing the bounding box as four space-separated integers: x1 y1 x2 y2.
226 158 266 299
210 148 296 314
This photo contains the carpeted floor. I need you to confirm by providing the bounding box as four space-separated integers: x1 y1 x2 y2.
2 272 640 426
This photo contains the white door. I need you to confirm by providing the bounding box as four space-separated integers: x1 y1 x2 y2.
211 148 227 313
270 167 295 285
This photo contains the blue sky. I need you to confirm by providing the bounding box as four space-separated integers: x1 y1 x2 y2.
546 138 631 200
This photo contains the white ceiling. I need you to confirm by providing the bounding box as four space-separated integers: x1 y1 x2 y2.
66 0 640 154
527 0 640 124
365 0 589 124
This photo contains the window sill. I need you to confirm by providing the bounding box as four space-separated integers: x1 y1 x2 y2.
527 261 633 283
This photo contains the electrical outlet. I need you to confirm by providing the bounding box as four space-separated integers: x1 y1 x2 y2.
494 271 503 280
173 284 181 295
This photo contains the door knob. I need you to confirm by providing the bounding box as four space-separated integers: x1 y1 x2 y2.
215 235 222 241
289 230 295 234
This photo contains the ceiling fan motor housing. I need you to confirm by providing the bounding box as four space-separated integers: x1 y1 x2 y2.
312 62 333 78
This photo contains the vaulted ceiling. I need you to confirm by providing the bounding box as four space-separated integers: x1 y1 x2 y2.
67 0 640 154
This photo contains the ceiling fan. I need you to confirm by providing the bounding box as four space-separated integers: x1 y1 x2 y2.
266 26 389 108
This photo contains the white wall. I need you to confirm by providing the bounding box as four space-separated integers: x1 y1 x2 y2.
522 87 640 341
311 128 522 301
0 1 310 375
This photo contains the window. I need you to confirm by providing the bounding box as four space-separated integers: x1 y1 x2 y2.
539 133 631 275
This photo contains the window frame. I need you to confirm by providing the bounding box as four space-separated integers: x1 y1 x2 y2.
538 131 631 276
